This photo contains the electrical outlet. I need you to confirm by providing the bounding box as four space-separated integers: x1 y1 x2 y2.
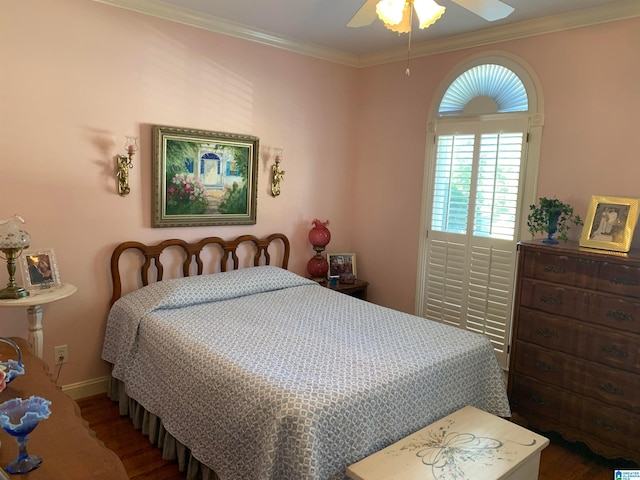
54 345 68 365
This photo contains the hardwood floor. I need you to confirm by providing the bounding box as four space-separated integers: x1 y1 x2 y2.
78 394 183 480
78 394 637 480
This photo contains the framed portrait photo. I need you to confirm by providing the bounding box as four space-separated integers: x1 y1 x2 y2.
19 248 61 290
327 253 357 278
152 125 259 228
579 195 640 252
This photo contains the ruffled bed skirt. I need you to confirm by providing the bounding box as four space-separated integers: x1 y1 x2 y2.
107 377 220 480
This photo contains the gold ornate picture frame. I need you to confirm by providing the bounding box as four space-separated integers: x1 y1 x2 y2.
152 125 259 227
579 195 640 252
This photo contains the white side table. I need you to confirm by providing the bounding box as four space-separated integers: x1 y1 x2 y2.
0 283 77 358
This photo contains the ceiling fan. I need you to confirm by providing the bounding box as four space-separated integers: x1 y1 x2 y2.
348 0 514 75
347 0 515 30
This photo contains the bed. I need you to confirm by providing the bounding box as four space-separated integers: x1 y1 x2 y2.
102 234 510 480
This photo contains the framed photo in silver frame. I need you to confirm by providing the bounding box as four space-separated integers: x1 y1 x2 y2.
19 248 61 290
327 253 357 278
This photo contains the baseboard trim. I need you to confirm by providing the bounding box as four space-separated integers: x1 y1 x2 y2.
61 375 110 400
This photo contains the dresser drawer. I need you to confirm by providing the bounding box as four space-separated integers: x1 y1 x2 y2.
521 250 598 289
520 279 640 334
517 308 640 374
597 262 640 299
589 294 640 334
519 279 584 319
509 374 640 451
511 340 640 413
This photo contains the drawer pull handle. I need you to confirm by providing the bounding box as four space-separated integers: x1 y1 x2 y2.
536 328 559 338
601 345 628 358
605 309 634 323
530 394 551 406
594 418 619 432
610 277 638 287
535 361 555 372
540 295 561 305
543 264 566 274
598 382 623 396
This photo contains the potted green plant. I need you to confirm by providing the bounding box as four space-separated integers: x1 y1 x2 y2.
527 197 583 244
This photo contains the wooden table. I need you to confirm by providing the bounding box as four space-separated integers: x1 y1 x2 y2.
0 284 76 358
0 338 127 479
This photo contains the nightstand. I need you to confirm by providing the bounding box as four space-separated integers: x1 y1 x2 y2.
324 279 369 300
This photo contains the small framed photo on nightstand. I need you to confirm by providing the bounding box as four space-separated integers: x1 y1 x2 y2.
20 248 61 291
327 253 357 278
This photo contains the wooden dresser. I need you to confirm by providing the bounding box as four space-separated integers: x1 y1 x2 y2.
0 338 128 479
508 240 639 464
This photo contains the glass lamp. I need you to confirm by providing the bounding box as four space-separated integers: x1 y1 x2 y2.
306 219 331 282
0 215 31 299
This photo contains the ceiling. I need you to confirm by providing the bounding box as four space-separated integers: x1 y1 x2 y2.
99 0 640 65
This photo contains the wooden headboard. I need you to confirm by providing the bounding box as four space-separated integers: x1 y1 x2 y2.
109 233 290 306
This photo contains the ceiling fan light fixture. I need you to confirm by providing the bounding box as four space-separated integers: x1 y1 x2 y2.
383 9 412 33
376 0 407 27
414 0 445 29
376 0 445 33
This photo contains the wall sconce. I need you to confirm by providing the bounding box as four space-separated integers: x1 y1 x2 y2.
271 148 285 196
116 136 138 196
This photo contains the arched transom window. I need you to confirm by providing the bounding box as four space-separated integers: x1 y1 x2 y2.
439 63 529 116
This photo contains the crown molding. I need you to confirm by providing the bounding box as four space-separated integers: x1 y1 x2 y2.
92 0 359 66
93 0 640 68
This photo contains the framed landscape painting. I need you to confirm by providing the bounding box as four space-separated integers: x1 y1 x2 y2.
152 125 259 227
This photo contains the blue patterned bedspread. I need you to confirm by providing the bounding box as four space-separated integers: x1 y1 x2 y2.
102 266 510 480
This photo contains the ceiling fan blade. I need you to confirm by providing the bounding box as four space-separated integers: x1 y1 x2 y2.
347 0 380 28
452 0 515 21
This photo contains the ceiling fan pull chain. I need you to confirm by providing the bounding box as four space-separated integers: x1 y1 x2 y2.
405 3 413 76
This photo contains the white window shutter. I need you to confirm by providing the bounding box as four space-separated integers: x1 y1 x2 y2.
419 118 528 369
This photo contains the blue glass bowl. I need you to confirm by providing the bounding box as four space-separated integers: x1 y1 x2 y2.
0 337 24 384
0 396 52 474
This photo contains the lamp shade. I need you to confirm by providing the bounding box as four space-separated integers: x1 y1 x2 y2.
376 0 407 27
0 216 30 250
308 219 331 247
414 0 445 28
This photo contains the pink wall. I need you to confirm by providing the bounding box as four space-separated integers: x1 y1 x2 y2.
352 18 640 313
0 0 358 385
1 0 639 389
